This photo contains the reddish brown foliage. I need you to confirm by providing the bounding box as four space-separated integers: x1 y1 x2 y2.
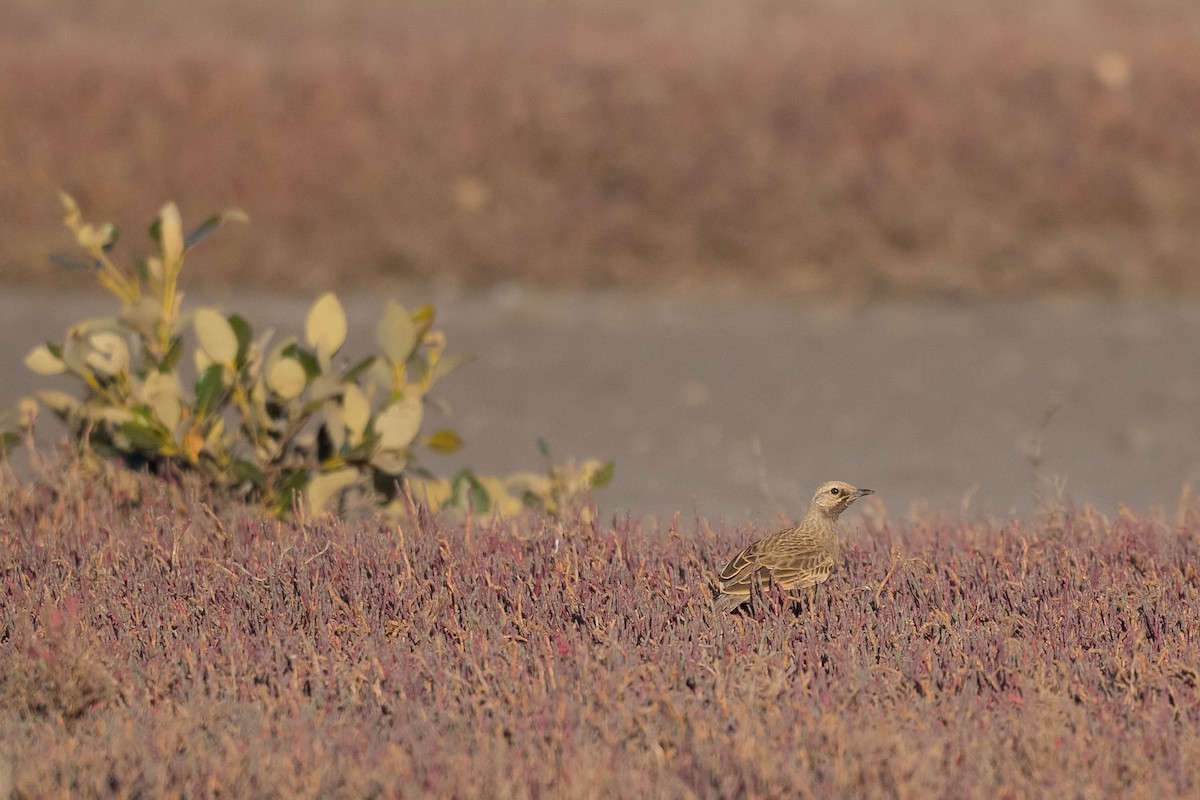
4 1 1200 296
3 461 1200 797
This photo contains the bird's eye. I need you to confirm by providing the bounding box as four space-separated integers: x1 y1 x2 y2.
829 487 841 496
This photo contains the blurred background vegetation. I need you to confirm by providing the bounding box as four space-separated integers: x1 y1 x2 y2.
4 0 1200 298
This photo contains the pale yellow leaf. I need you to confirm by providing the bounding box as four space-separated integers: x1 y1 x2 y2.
321 400 347 454
35 390 80 416
144 256 164 283
141 372 183 432
61 336 91 375
17 396 39 427
266 357 306 400
158 202 184 268
75 223 116 252
369 451 408 476
123 296 162 332
95 406 134 426
479 476 525 516
376 300 415 363
306 468 359 516
194 348 214 374
24 345 65 376
308 373 343 403
305 292 347 362
84 332 130 376
194 308 239 365
205 416 225 450
406 477 452 509
58 191 82 229
375 394 423 450
341 384 370 443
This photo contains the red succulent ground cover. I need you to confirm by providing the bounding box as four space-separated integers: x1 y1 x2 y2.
2 463 1200 797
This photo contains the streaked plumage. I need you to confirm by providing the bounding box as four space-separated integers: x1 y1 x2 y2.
715 480 873 613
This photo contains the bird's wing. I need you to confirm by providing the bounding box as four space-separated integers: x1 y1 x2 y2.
751 551 835 591
718 528 834 596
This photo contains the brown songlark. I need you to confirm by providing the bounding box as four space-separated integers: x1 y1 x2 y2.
714 480 873 613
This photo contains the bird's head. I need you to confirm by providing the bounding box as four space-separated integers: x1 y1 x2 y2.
812 480 874 519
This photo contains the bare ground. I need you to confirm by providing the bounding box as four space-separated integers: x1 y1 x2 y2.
3 288 1198 521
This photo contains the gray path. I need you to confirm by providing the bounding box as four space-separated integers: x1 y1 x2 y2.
3 288 1198 522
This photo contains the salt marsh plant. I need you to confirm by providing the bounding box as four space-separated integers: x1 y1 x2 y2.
5 195 611 517
3 467 1200 796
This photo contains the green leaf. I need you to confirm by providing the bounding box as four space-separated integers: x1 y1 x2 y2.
159 336 184 372
411 303 436 335
298 349 321 378
194 363 225 418
341 355 376 384
194 308 239 365
49 254 99 271
305 292 347 363
450 470 491 513
520 490 546 511
228 314 253 367
283 344 321 378
120 421 165 451
470 481 490 513
184 209 248 249
589 460 616 489
24 345 66 376
275 470 310 516
427 429 463 454
343 427 382 462
376 300 416 363
232 459 267 490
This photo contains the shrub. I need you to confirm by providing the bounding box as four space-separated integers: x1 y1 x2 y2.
3 194 612 518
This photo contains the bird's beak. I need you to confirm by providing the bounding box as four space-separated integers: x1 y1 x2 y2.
852 488 874 499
